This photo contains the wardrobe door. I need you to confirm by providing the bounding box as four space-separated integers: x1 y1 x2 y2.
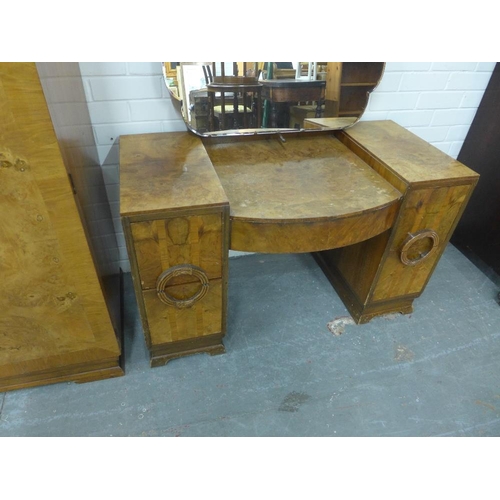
0 63 123 391
451 64 500 273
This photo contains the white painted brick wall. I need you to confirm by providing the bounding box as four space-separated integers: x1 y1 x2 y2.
361 62 496 158
79 62 495 272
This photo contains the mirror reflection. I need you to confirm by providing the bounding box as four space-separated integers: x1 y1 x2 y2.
163 62 384 136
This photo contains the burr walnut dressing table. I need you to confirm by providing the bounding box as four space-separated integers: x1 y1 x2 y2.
120 117 478 367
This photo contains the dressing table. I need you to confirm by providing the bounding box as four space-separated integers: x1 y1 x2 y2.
120 63 479 367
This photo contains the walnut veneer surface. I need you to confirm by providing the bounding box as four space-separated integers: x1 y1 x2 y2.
0 63 123 391
203 132 402 253
120 121 479 365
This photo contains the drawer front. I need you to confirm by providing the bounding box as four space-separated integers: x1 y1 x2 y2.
130 213 223 290
142 279 223 344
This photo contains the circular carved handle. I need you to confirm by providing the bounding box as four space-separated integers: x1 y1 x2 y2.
400 229 440 266
156 264 209 308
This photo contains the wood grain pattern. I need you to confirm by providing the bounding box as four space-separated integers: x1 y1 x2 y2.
371 184 472 301
204 132 402 252
315 120 479 323
314 230 392 307
122 207 229 365
123 205 229 367
0 63 122 391
130 214 223 288
142 279 223 344
340 120 479 185
120 132 228 217
229 204 400 253
120 131 230 366
122 119 479 356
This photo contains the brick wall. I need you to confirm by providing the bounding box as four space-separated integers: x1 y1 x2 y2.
362 62 495 158
79 62 495 272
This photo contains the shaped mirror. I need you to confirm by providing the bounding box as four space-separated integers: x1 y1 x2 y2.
163 62 384 136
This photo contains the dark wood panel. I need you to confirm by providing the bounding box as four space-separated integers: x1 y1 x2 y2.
451 64 500 273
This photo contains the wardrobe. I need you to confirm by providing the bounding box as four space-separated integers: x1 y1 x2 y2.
0 63 123 391
451 63 500 276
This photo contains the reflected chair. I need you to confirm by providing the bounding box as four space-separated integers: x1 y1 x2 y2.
205 63 263 132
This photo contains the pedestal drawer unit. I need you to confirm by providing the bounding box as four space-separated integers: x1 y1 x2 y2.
120 132 230 367
314 121 480 323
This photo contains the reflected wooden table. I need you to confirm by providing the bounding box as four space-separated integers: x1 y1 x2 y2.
261 79 326 128
120 121 479 367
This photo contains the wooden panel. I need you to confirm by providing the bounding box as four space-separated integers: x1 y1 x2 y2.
317 120 479 323
205 133 401 223
314 229 391 306
142 279 223 344
130 213 223 288
0 63 122 391
341 120 478 185
339 86 372 116
230 202 399 253
337 129 408 193
0 161 97 357
451 63 500 273
204 132 402 253
325 62 342 107
316 183 476 323
119 132 228 217
340 62 385 85
372 184 472 301
120 129 230 366
36 62 122 342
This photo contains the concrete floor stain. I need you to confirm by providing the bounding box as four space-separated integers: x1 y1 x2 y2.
279 391 311 412
475 400 496 412
394 344 415 362
327 316 355 336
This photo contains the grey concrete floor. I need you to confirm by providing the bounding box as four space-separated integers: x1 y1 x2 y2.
1 244 500 437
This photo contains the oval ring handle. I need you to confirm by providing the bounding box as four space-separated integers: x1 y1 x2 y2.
156 264 209 308
400 229 440 266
